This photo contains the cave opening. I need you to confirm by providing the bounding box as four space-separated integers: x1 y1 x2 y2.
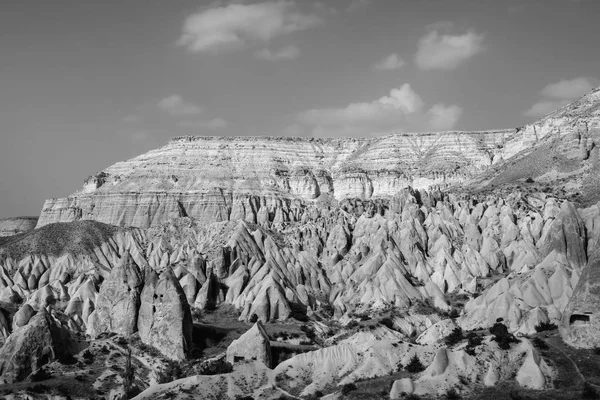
569 314 591 325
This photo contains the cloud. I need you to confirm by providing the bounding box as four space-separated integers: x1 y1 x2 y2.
374 53 405 71
428 104 463 130
524 100 571 118
123 114 140 123
157 95 203 116
178 118 228 129
177 1 320 53
347 0 374 12
281 124 306 136
255 45 300 60
297 84 462 137
540 77 599 99
415 24 485 70
524 77 599 117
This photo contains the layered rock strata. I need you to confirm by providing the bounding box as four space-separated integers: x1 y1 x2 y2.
37 130 519 229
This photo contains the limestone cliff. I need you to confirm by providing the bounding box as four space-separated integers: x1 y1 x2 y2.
35 87 600 229
37 130 517 228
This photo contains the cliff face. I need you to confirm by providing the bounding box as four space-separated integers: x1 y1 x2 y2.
38 130 516 228
0 217 38 237
35 86 600 229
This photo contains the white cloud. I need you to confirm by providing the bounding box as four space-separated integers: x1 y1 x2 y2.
540 77 598 99
297 84 462 137
281 124 306 136
178 118 228 129
347 0 374 12
374 53 405 71
123 114 140 123
524 77 599 117
157 95 203 116
428 104 463 130
299 84 423 127
255 45 300 60
415 25 485 70
177 1 320 53
524 100 571 118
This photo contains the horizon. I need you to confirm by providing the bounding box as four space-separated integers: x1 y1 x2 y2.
1 0 599 218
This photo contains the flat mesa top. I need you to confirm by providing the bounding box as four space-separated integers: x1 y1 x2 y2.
169 129 515 145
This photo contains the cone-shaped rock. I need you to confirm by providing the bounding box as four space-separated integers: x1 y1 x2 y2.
87 252 143 337
559 257 600 347
0 309 72 384
226 321 271 368
138 268 193 360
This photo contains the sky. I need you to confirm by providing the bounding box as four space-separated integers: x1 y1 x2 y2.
1 0 599 218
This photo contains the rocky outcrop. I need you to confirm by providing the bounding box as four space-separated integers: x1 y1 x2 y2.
35 85 600 231
138 268 192 360
0 217 38 237
0 309 72 384
87 252 143 337
226 321 272 367
559 257 600 348
37 130 521 229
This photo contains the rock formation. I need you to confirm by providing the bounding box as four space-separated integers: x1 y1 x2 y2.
87 252 143 337
226 321 272 367
0 217 38 237
0 309 72 384
2 86 600 397
37 129 522 229
138 268 193 360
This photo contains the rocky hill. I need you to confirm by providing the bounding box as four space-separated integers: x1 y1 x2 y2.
2 87 600 399
0 217 38 238
37 130 519 228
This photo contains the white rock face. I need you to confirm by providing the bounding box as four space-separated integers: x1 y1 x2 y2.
138 268 193 361
87 252 143 337
37 130 521 229
0 217 38 237
226 321 272 367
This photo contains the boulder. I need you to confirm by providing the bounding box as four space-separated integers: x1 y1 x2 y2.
226 321 271 368
12 304 36 331
390 378 415 398
87 252 143 337
559 257 600 347
516 348 546 389
138 268 193 360
0 309 72 383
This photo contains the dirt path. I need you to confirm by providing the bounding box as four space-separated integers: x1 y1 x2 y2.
543 335 600 390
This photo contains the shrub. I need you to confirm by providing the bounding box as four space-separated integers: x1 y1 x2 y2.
379 317 394 330
29 367 51 382
534 321 557 332
341 383 357 395
82 349 94 364
446 388 461 399
346 320 359 329
191 307 203 321
449 308 460 319
198 358 233 376
300 325 317 342
405 354 425 373
582 381 600 399
525 177 535 183
532 337 549 350
465 331 483 355
490 322 519 350
444 327 464 347
122 347 135 397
